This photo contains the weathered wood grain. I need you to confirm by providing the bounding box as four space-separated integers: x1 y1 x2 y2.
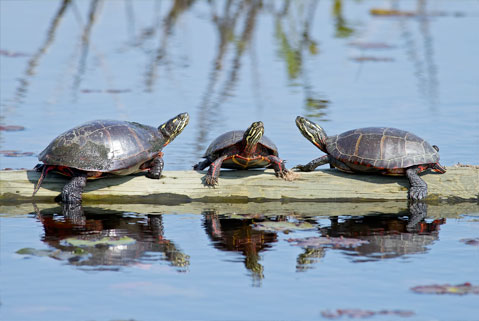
1 166 477 203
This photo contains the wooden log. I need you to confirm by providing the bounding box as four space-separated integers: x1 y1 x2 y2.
0 165 477 203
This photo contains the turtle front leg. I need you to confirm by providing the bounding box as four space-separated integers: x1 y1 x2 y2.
146 156 164 179
55 175 87 204
406 166 428 201
266 155 290 179
293 155 330 172
205 155 228 186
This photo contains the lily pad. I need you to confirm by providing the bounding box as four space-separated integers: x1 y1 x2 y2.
65 236 136 247
16 247 87 260
252 221 315 232
16 248 51 256
411 282 479 295
288 236 369 248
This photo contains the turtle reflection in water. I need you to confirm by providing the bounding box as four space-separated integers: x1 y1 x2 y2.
290 209 445 271
203 212 279 285
18 207 190 271
33 113 189 203
294 116 446 200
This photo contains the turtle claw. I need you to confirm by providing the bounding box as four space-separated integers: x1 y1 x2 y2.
276 169 298 181
409 186 428 201
204 176 219 187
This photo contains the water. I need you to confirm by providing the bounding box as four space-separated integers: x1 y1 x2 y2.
1 204 479 320
1 1 478 320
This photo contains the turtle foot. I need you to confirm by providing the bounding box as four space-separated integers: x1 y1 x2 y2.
145 171 161 179
56 176 86 204
204 176 219 187
409 186 428 201
277 169 299 181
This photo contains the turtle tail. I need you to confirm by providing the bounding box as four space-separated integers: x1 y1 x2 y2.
32 165 53 197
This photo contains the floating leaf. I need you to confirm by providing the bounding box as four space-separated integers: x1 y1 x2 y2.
16 247 86 260
349 42 395 50
0 125 25 131
370 9 416 17
81 89 131 94
105 89 131 94
350 56 394 62
321 309 414 319
16 248 49 256
65 236 136 247
288 236 369 248
252 221 314 232
81 89 102 93
0 150 35 157
460 238 479 246
411 282 479 295
0 49 29 57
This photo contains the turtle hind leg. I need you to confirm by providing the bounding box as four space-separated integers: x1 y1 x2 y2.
293 155 330 172
145 156 164 179
406 166 428 201
55 175 87 204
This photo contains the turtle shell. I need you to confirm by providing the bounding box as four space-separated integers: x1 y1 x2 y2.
203 130 278 158
326 127 440 169
38 120 165 173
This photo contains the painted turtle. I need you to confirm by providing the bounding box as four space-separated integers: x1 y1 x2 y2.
294 116 446 200
194 121 292 186
33 112 189 203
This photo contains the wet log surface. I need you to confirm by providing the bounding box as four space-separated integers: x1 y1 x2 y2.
1 166 477 203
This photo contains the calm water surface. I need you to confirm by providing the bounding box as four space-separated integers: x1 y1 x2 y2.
1 0 478 320
1 204 479 321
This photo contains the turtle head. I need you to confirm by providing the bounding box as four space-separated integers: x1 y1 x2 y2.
295 116 328 153
243 121 264 153
158 112 189 146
